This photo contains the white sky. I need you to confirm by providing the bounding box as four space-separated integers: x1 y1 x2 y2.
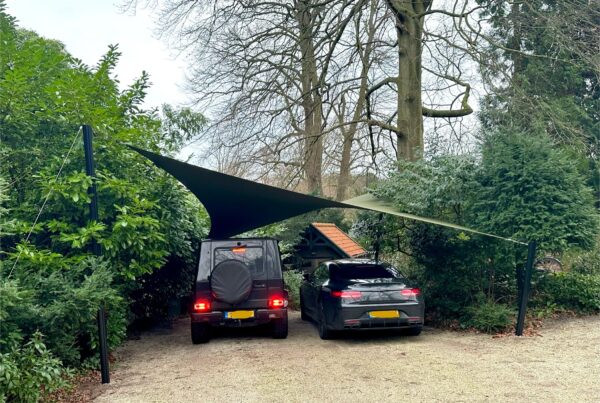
5 0 189 109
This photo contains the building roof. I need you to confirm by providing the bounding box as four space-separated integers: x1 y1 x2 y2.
311 222 367 258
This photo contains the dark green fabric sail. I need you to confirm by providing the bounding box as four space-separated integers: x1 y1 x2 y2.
131 146 524 245
130 146 346 239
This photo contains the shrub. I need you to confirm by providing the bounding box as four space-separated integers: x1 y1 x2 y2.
283 270 303 310
1 258 126 367
355 133 599 329
463 301 514 333
536 272 600 313
475 131 598 253
570 249 600 275
0 333 67 403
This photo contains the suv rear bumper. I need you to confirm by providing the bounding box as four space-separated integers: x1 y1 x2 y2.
191 308 287 327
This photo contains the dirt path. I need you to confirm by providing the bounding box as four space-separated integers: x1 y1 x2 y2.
90 312 600 402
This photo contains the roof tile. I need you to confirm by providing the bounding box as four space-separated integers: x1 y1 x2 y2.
311 222 367 257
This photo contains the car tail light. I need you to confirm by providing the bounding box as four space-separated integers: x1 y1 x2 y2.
268 296 287 309
331 290 362 299
193 299 211 312
401 288 421 299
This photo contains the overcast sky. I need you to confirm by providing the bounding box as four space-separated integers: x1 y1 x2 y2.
5 0 189 109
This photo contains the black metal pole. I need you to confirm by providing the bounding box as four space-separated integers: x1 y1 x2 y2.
83 125 110 383
515 241 536 336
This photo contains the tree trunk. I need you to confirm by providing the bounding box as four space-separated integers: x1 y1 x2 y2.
337 121 353 200
336 0 377 200
388 0 426 161
509 1 524 81
336 55 371 200
297 0 324 195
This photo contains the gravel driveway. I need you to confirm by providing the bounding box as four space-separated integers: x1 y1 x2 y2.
91 312 600 402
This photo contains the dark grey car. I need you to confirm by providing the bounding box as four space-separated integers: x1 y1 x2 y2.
300 259 425 339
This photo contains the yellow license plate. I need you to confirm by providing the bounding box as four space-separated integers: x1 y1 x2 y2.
369 310 399 319
225 310 255 320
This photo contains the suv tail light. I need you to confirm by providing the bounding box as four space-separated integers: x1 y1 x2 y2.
331 290 362 299
400 288 421 299
268 296 288 309
193 299 211 312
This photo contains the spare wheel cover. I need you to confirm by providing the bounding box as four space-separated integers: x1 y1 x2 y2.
210 260 253 305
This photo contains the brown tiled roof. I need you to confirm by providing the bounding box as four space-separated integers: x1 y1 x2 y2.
311 222 367 257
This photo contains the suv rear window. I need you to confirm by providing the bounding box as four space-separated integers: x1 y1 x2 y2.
330 264 401 280
214 247 265 279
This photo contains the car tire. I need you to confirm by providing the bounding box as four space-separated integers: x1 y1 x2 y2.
405 326 423 336
318 308 334 340
271 312 288 339
300 294 309 321
191 323 210 344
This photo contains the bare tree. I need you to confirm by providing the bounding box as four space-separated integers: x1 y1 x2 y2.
135 0 597 192
127 0 371 195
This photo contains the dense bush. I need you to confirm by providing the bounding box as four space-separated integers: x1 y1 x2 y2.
463 301 514 333
0 4 208 398
475 131 598 253
535 272 600 313
1 258 126 366
283 270 303 310
353 132 598 330
0 333 67 403
351 155 519 325
569 248 600 276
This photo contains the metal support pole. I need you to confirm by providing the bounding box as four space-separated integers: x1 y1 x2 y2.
83 125 110 383
515 241 536 336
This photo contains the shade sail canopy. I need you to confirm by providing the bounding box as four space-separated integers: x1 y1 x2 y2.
342 193 525 245
131 146 346 238
131 146 524 245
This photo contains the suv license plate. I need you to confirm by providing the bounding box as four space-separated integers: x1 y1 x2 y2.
225 310 255 320
369 310 399 319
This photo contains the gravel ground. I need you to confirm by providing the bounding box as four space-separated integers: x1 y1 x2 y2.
90 312 600 402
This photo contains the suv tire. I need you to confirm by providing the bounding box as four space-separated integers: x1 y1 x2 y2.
271 313 288 339
318 308 334 340
191 323 210 344
300 294 309 321
404 326 423 336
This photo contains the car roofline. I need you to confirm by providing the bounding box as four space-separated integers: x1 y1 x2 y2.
325 258 390 267
203 237 279 241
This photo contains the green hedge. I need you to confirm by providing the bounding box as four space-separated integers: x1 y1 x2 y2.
284 270 303 310
536 272 600 313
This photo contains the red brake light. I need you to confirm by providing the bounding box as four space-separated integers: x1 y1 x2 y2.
268 296 287 309
331 290 362 299
401 288 421 298
232 247 246 254
193 299 211 312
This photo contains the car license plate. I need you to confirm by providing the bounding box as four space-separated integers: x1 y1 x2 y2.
225 310 255 320
369 310 399 319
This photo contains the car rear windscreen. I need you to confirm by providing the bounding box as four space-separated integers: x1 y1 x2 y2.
330 264 401 280
214 247 265 279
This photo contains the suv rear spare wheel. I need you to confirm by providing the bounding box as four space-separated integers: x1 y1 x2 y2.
210 259 253 305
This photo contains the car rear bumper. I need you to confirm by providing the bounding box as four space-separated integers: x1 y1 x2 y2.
191 308 287 327
328 302 424 330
